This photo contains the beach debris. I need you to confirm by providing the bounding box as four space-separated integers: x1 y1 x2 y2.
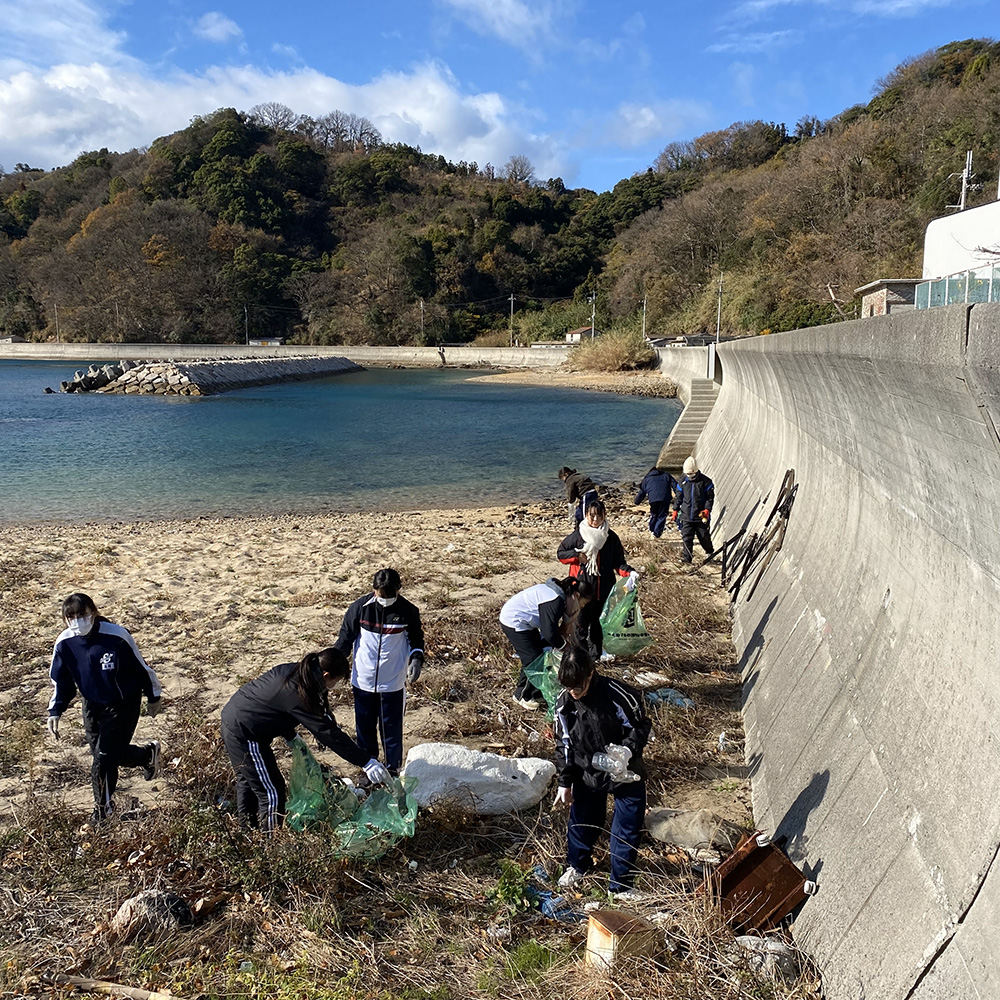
402 742 555 815
646 808 749 853
729 934 803 981
631 670 673 688
703 831 816 932
109 889 193 942
585 910 659 969
645 687 695 708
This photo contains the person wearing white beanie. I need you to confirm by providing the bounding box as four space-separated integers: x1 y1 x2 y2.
672 456 715 563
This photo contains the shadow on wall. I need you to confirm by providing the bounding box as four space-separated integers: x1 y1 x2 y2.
740 596 777 707
776 769 830 867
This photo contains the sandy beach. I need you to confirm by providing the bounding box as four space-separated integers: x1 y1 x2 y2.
1 493 742 823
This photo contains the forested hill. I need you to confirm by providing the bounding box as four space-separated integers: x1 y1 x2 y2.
1 38 998 347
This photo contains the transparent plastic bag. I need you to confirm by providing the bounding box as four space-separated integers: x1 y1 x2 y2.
524 648 562 719
333 776 419 858
600 581 654 657
286 741 359 832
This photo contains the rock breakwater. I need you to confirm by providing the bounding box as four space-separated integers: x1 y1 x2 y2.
59 356 362 395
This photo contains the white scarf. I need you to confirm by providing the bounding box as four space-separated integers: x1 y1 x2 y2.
577 520 609 576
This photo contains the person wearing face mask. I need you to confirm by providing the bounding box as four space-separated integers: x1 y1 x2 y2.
334 568 425 778
672 456 716 564
221 647 385 832
557 500 638 660
46 592 162 826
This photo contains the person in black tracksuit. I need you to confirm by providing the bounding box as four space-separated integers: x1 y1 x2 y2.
552 644 652 893
499 576 594 709
221 647 389 831
558 466 600 525
672 456 716 563
334 568 424 777
634 466 677 538
47 593 163 825
557 499 637 657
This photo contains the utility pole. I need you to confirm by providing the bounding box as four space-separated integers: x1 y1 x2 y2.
420 298 425 341
715 273 723 344
54 303 60 343
589 292 596 339
947 151 973 212
244 303 249 345
642 295 647 340
509 294 515 347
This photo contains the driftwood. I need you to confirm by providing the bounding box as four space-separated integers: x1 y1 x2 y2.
44 973 184 999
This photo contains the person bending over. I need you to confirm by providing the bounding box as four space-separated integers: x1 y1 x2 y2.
46 593 163 826
221 647 388 831
557 466 599 525
500 576 593 710
552 643 652 896
334 568 424 778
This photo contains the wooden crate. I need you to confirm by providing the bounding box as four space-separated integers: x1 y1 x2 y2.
585 910 657 969
706 831 813 932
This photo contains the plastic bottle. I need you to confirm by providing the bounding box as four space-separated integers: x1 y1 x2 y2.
592 744 640 782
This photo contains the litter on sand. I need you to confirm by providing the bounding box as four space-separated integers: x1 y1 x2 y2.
645 687 695 708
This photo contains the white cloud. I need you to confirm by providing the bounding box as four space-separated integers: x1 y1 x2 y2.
437 0 566 51
192 12 243 44
593 99 713 149
729 0 959 19
0 57 580 182
707 30 801 54
0 0 129 66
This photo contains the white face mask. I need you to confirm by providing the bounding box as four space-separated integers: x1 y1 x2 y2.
66 616 95 636
375 595 397 607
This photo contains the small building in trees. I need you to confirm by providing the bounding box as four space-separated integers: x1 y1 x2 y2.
248 336 285 347
855 279 919 317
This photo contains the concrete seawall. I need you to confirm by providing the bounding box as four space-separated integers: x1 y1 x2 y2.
0 342 572 368
661 303 1000 998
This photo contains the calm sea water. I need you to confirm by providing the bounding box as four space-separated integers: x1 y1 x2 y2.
0 360 680 523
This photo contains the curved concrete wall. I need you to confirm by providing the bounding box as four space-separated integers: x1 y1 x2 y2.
0 342 571 368
656 345 710 402
664 304 1000 999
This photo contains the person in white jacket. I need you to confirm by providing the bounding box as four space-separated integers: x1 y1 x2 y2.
333 568 424 776
499 576 592 710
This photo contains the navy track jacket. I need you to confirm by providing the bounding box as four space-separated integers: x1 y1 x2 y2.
554 673 652 792
634 467 676 505
221 661 370 766
48 620 161 717
673 472 715 523
334 593 425 693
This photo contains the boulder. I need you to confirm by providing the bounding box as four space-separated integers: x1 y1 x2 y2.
645 808 748 852
402 742 555 815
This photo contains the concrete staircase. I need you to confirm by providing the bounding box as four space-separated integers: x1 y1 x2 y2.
656 377 720 475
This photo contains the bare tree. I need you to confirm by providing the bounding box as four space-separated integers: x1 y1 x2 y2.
247 102 299 131
503 154 534 186
314 111 382 152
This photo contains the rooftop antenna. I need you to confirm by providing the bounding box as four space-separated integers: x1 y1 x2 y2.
947 150 973 212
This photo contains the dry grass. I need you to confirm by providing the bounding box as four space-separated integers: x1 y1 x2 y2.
0 502 820 1000
569 325 658 372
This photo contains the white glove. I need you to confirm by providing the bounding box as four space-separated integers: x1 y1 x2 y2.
624 571 639 593
46 715 60 740
146 698 163 717
363 759 392 785
406 653 423 683
553 785 573 807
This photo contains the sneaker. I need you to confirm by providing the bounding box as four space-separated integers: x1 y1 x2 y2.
143 740 161 781
610 888 647 903
87 802 115 828
557 866 586 889
514 695 545 711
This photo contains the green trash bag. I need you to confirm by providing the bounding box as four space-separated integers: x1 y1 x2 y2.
524 648 562 719
333 776 419 859
600 580 654 657
286 741 359 832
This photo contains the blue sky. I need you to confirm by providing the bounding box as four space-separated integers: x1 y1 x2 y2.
0 0 987 192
